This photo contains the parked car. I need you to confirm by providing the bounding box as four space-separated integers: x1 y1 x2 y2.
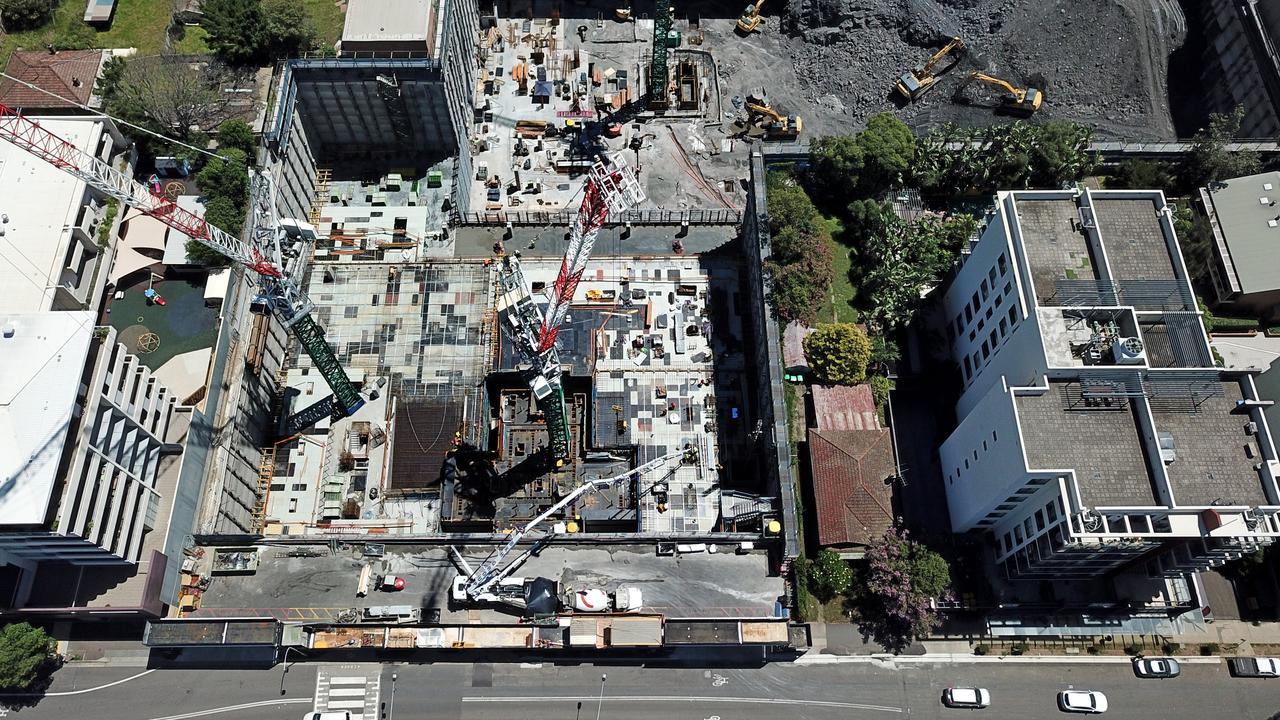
942 687 991 708
1133 657 1181 678
301 713 351 720
1058 690 1108 714
1227 657 1280 677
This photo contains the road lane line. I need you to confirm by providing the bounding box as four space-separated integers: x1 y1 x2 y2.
461 695 903 713
146 698 310 720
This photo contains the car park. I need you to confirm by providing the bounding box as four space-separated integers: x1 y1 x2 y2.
1058 690 1108 714
942 687 991 708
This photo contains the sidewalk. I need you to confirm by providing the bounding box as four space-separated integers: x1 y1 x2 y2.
802 619 1280 658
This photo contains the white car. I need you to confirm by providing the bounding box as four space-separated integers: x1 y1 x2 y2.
1058 690 1108 714
942 687 991 708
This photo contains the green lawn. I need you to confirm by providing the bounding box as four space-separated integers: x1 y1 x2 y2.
818 235 860 325
2 0 346 72
303 0 345 49
1 0 175 71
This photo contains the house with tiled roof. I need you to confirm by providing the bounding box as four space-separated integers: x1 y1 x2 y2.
807 428 897 556
0 50 108 113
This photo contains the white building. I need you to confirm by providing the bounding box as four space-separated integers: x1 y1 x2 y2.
939 189 1280 580
0 313 181 610
0 116 126 313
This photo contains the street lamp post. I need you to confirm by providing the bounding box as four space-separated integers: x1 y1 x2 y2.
595 673 607 720
279 646 303 695
388 672 398 720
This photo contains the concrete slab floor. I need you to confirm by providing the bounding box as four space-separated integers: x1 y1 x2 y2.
192 544 782 621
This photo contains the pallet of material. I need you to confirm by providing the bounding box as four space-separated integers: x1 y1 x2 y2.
739 620 790 644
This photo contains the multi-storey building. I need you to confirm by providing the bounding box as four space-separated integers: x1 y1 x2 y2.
939 189 1280 580
1198 0 1280 137
0 116 126 313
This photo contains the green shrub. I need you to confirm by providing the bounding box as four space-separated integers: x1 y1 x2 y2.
972 643 989 656
1162 642 1181 655
1200 643 1219 656
1009 641 1028 656
1086 645 1100 655
1209 316 1259 332
1124 643 1142 656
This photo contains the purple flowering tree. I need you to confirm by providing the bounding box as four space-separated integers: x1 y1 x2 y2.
857 525 954 652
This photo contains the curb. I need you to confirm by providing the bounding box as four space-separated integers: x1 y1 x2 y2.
794 653 1224 665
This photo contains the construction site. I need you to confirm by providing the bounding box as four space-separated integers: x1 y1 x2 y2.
131 0 1192 629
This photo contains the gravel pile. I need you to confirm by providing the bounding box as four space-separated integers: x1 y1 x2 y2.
778 0 1188 139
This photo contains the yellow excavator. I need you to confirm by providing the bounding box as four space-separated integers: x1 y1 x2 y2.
743 93 802 140
737 0 765 34
895 37 965 101
964 71 1043 115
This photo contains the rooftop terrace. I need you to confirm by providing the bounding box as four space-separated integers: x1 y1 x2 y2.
1091 198 1178 281
1014 198 1098 305
1016 386 1159 507
1152 380 1271 507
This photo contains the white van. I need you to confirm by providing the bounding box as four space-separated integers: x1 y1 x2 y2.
301 712 352 720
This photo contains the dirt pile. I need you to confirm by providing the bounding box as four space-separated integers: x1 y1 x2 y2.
779 0 1188 139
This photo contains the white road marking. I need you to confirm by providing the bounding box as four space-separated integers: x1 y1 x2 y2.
461 695 903 713
146 698 310 720
0 669 157 698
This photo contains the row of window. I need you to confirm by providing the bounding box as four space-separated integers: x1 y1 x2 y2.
950 252 1010 338
970 476 1054 528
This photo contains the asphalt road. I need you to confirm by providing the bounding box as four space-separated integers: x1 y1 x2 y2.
7 656 1280 720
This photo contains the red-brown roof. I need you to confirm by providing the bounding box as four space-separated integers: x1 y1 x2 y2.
0 50 104 109
808 428 896 548
811 383 880 431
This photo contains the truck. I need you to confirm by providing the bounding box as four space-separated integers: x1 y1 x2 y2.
565 585 643 613
1228 657 1280 677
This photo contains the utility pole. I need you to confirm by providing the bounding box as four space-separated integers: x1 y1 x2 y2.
389 671 398 720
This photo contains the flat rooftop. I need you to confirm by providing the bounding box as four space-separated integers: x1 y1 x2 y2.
1091 198 1178 281
0 311 94 525
1151 379 1272 507
1013 198 1098 305
1016 385 1159 507
1203 171 1280 294
190 544 784 621
341 0 438 47
0 117 102 312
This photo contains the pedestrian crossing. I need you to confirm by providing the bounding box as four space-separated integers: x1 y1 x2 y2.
314 665 381 720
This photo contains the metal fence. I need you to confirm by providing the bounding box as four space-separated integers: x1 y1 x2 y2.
451 208 743 226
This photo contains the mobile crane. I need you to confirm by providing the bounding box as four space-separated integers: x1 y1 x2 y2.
736 0 765 34
450 449 693 609
961 71 1043 116
494 156 644 467
0 106 365 426
895 36 966 101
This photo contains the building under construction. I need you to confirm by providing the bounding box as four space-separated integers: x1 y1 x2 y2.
178 0 793 556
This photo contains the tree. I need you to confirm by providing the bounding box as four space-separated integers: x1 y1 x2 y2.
1183 107 1261 188
203 196 246 236
809 135 864 201
805 549 853 602
856 527 953 653
856 113 915 195
197 148 250 206
1108 158 1174 190
913 122 1096 197
0 0 56 31
765 181 835 324
803 323 872 385
202 0 269 64
216 119 257 160
263 0 317 57
0 623 55 690
104 55 245 141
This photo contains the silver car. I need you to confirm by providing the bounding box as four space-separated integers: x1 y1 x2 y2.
1133 657 1181 678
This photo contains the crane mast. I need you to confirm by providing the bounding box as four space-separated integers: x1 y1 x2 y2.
497 157 643 465
0 106 365 419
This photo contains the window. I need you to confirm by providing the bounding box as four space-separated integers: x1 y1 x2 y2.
289 498 298 512
1046 502 1058 522
270 483 286 491
986 306 994 319
989 266 998 285
999 317 1009 335
964 458 970 469
963 356 972 375
969 329 977 341
983 440 988 451
982 343 990 359
998 253 1008 275
1008 306 1018 326
1035 510 1046 531
966 305 974 322
994 294 1003 308
291 483 307 491
992 431 998 442
989 330 998 350
973 449 979 461
977 318 985 332
981 279 990 301
1003 282 1013 295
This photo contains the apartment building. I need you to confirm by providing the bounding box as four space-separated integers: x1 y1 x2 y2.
1200 170 1280 319
938 189 1280 580
0 313 182 615
1197 0 1280 137
0 116 126 313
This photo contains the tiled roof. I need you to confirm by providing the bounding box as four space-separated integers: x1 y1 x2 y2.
0 50 103 109
811 383 880 431
808 428 896 547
